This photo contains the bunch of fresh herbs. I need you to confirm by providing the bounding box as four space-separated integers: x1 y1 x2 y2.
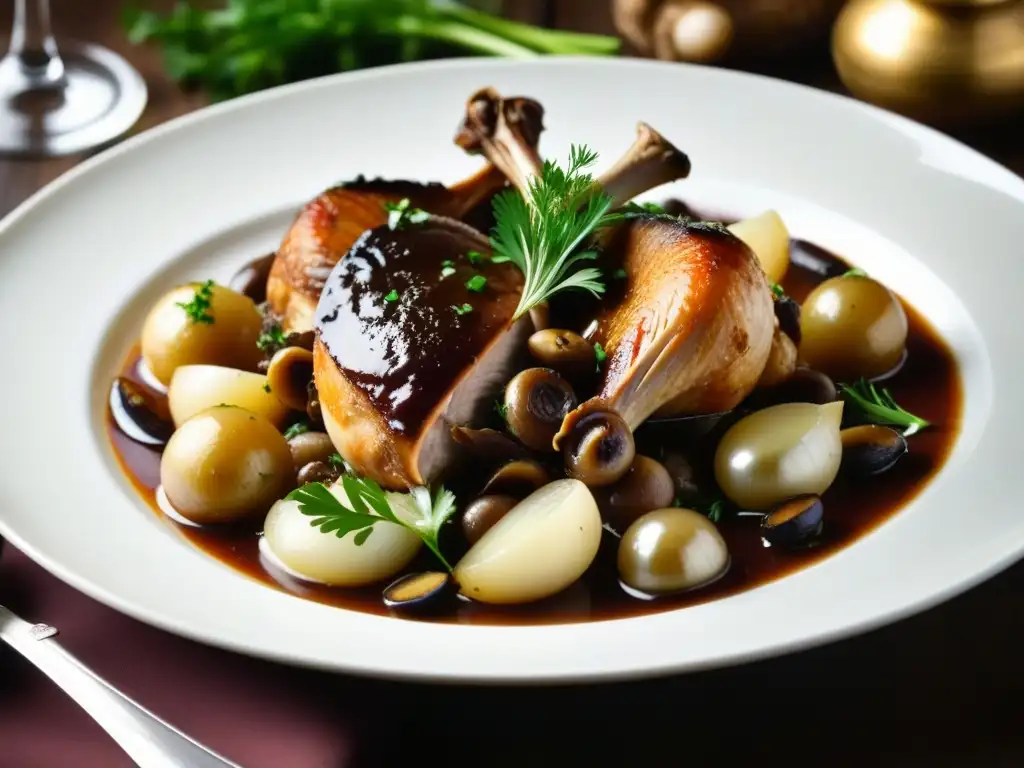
124 0 621 101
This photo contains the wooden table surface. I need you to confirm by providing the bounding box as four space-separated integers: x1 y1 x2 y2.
2 1 1024 766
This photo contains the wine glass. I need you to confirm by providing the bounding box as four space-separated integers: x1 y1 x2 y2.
0 0 147 158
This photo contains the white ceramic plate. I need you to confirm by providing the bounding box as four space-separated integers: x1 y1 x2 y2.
0 58 1021 684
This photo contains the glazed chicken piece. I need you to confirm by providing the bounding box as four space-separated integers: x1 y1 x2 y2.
313 89 694 490
460 93 773 435
314 215 532 489
312 95 546 490
266 100 545 332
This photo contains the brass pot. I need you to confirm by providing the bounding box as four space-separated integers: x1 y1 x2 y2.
833 0 1024 124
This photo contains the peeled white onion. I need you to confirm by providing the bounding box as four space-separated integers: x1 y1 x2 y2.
168 365 290 428
714 401 844 510
617 508 729 594
728 210 790 284
453 479 602 605
262 482 422 587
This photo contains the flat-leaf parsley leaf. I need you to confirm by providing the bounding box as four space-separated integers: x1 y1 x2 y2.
286 476 459 571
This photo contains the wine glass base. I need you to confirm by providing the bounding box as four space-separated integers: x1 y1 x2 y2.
0 40 147 159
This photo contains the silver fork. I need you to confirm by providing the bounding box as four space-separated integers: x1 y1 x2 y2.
0 539 240 768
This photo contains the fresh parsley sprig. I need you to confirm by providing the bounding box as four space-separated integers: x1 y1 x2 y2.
490 144 614 321
177 279 216 324
840 378 931 436
286 475 459 571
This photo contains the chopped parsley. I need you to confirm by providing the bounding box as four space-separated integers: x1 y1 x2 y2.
384 289 400 303
594 341 607 368
328 453 345 468
452 303 473 316
770 282 785 299
257 323 287 351
466 250 485 265
283 420 310 440
383 198 429 231
263 382 272 394
465 275 488 293
176 279 216 324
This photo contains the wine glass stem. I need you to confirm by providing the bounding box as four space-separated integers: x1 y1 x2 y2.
9 0 65 88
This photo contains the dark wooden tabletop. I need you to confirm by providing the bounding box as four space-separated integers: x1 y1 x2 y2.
2 2 1024 766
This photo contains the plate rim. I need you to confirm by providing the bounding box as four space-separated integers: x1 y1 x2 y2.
2 56 1023 684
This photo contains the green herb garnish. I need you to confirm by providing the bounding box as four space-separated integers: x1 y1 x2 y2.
465 274 488 293
840 378 931 436
621 200 666 215
490 144 613 321
263 383 272 394
383 198 429 231
594 341 607 369
770 282 785 299
494 400 508 421
124 2 620 102
286 477 458 571
257 323 287 351
176 279 216 325
844 267 868 278
466 250 485 265
384 289 400 303
613 268 627 280
283 420 310 440
452 303 473 316
705 498 726 523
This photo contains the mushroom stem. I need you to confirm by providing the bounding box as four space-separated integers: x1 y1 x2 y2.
593 121 691 208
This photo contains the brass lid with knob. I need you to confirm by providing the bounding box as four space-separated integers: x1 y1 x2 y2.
832 0 1024 124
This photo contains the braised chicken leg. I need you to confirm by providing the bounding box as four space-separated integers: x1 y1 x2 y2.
584 215 774 429
458 89 773 438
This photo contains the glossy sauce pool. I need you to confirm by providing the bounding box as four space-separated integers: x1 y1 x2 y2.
108 236 962 625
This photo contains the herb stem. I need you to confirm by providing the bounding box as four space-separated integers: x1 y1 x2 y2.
377 15 539 58
422 540 454 573
437 4 621 55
